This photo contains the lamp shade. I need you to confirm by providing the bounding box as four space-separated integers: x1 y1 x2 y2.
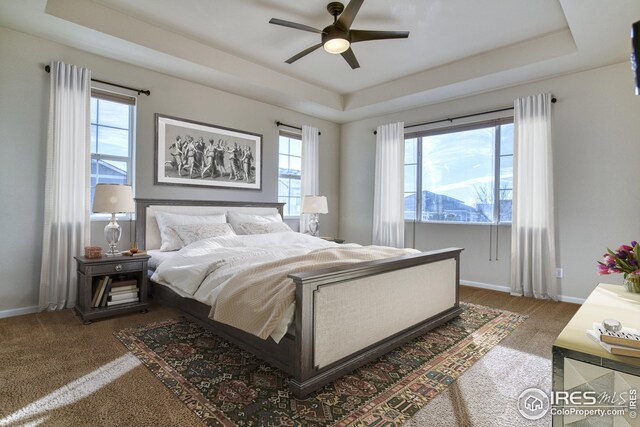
93 184 135 213
302 196 328 214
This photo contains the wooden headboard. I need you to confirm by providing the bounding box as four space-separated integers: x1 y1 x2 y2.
135 198 285 250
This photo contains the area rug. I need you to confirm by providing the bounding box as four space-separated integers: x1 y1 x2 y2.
115 303 526 426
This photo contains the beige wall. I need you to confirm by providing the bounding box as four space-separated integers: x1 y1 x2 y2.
0 26 340 312
340 62 640 301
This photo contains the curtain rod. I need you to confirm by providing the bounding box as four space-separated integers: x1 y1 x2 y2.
44 65 151 96
373 97 557 135
276 121 321 136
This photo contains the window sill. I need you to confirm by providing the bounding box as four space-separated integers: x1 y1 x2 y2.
404 220 511 226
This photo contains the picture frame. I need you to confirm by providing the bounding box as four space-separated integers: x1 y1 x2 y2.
155 114 262 190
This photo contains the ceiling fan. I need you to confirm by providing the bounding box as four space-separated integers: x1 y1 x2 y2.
269 0 409 69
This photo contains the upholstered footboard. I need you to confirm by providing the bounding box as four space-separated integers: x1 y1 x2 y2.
288 247 463 398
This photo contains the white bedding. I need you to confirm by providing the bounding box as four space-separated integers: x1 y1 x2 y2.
150 232 359 342
147 249 176 270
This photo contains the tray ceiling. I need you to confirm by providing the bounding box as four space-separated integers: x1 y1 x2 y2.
1 0 639 122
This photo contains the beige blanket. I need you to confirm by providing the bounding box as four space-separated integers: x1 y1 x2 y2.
210 245 417 340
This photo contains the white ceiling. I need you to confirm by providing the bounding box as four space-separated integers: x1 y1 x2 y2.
1 0 640 122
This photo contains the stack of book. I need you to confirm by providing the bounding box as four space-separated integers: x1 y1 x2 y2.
587 322 640 357
91 276 111 308
106 279 140 306
90 276 139 308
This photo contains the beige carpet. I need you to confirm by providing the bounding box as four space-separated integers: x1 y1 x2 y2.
0 287 577 426
406 288 578 426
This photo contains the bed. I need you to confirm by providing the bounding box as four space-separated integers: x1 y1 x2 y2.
136 198 463 398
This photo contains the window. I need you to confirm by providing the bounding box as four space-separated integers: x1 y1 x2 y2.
90 90 135 215
278 132 302 217
404 119 513 224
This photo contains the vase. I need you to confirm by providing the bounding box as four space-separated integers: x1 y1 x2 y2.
623 274 640 293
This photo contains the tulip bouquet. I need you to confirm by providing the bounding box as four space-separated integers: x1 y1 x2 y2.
597 241 640 292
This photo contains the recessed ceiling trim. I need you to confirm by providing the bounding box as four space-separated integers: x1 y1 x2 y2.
44 0 344 112
344 29 577 111
1 0 638 123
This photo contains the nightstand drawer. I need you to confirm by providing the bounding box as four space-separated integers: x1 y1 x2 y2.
89 260 143 275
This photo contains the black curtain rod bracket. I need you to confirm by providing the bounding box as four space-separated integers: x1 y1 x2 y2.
276 121 321 135
373 97 557 135
44 65 150 96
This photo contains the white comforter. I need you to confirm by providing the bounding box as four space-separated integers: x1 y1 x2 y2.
150 232 359 341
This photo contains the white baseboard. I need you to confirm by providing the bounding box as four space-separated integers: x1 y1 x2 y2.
555 295 586 304
460 280 585 304
0 306 39 319
460 280 511 293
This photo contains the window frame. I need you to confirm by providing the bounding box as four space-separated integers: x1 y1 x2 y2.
277 130 302 218
90 88 136 220
405 117 514 225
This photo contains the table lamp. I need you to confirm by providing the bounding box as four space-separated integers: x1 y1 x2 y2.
301 196 328 237
93 184 135 256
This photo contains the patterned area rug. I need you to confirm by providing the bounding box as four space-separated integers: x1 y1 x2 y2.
116 303 526 426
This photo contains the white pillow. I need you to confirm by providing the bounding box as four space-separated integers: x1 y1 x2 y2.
226 211 282 227
155 211 226 251
233 222 293 235
169 223 236 246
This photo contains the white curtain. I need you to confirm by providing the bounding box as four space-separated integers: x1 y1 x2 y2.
300 125 319 233
510 93 558 300
39 61 91 311
372 122 405 248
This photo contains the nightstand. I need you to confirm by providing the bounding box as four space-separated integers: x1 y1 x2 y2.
320 237 345 244
74 255 150 324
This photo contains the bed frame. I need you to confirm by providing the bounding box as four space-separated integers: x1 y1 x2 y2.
136 198 463 398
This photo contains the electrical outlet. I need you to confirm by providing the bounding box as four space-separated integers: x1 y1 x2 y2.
556 268 564 278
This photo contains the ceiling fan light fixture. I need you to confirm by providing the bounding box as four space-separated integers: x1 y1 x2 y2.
323 37 350 54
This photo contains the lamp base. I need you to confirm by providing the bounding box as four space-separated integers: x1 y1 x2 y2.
104 213 122 257
306 214 320 237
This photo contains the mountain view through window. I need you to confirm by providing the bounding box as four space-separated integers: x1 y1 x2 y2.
404 121 513 224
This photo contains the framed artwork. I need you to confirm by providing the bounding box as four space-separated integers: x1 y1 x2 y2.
155 114 262 190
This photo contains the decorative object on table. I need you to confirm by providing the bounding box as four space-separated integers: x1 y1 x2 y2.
587 322 640 357
129 241 139 254
596 240 640 293
84 246 102 259
301 195 328 237
93 184 135 257
116 303 526 427
602 318 622 332
121 250 147 256
155 114 262 190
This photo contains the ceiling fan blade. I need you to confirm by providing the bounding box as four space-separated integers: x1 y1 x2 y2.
350 30 410 43
269 18 323 34
340 47 360 69
285 43 323 64
336 0 364 30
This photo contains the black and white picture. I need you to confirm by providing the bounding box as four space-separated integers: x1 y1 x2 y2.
155 114 262 190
